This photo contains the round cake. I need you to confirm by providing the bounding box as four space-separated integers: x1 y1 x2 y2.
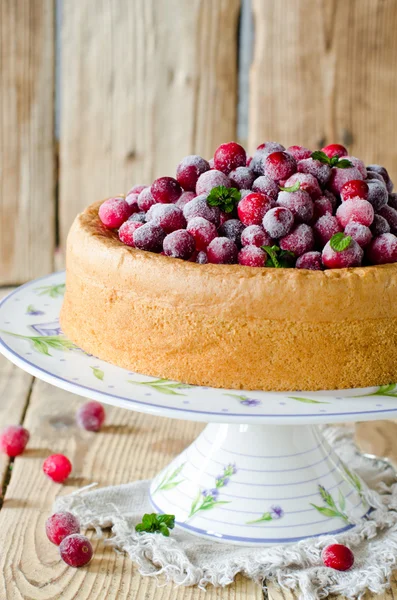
61 141 397 391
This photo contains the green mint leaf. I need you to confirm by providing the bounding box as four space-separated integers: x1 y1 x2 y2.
135 513 175 536
311 150 331 165
207 186 241 213
330 232 352 252
159 524 170 536
330 156 340 166
279 182 300 193
335 158 353 169
262 246 295 268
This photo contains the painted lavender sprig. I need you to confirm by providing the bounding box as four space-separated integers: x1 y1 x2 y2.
34 283 66 298
130 378 191 396
0 331 76 357
153 463 185 494
311 485 349 522
247 505 284 525
188 463 237 519
26 305 44 316
224 394 262 407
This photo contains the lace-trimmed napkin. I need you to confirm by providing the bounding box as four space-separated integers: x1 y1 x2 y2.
55 427 397 600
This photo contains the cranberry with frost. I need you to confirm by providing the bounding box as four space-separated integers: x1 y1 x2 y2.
378 205 397 234
314 214 342 247
0 425 29 457
298 158 331 187
163 230 195 260
147 204 186 233
388 193 397 210
286 145 312 161
367 164 393 192
277 190 314 224
252 176 279 200
341 179 369 201
129 211 146 223
313 197 333 221
196 170 231 196
241 225 272 248
284 173 322 200
322 237 363 269
176 191 196 208
76 401 105 432
239 189 253 199
263 206 294 238
137 187 156 212
186 217 217 251
371 214 390 236
264 151 297 182
118 220 143 246
322 544 354 571
46 512 80 545
296 251 322 270
176 155 210 191
125 192 140 212
151 176 182 204
246 156 252 167
321 143 348 159
228 167 255 190
279 224 315 257
323 189 337 211
367 170 385 184
214 142 246 174
98 198 132 229
257 141 285 153
59 534 93 568
237 192 272 226
367 233 397 264
329 166 363 195
133 222 165 252
219 211 232 226
183 195 220 225
238 246 266 267
250 142 285 174
344 156 367 179
128 184 147 195
366 180 388 211
344 222 372 248
336 198 374 228
219 219 245 247
196 251 208 264
207 237 238 264
43 454 72 483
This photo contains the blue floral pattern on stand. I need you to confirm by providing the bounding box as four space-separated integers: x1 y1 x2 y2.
26 305 44 316
187 463 236 519
247 505 284 524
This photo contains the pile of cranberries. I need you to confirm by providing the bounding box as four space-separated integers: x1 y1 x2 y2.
98 141 397 269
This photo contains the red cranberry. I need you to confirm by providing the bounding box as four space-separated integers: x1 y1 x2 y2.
279 224 315 257
296 251 322 270
129 211 147 223
228 167 255 189
186 217 217 251
378 205 397 234
163 230 195 259
344 222 372 248
183 195 220 225
137 187 156 212
256 141 285 153
241 225 272 248
146 204 186 233
219 211 233 225
264 151 297 182
118 220 143 246
237 192 272 226
367 170 386 184
151 177 182 204
207 237 238 264
196 251 208 264
367 180 388 211
238 246 266 267
341 179 369 201
246 156 252 167
176 191 196 208
125 192 140 211
277 190 314 224
133 222 165 252
321 143 348 159
322 238 363 269
218 219 245 246
286 145 312 161
313 214 342 246
388 193 397 210
196 170 231 196
98 198 132 229
336 199 374 228
367 233 397 264
76 401 105 432
367 164 393 192
214 142 246 174
371 214 390 236
43 454 72 483
252 176 279 200
208 158 214 168
323 189 337 211
176 155 210 191
0 425 29 457
313 197 333 221
127 184 147 195
322 544 354 571
250 142 285 175
263 206 294 238
46 512 80 545
298 158 331 187
59 534 93 568
329 166 363 195
284 173 322 199
345 156 367 179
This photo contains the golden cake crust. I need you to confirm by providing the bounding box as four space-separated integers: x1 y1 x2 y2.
60 201 397 391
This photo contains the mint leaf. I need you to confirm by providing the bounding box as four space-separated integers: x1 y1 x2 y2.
311 150 331 165
207 186 241 213
335 158 352 169
279 182 300 193
330 232 352 252
135 513 175 536
262 245 295 268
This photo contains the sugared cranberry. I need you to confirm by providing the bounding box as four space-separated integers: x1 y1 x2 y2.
279 224 314 257
207 237 238 264
263 206 294 238
252 176 279 200
118 220 143 246
176 191 196 208
246 156 252 167
146 204 186 233
388 193 397 210
219 211 232 225
196 251 208 264
228 167 255 190
76 401 105 432
367 170 386 184
256 141 286 154
129 212 147 223
214 142 246 174
196 170 231 196
329 166 363 195
341 179 369 201
371 214 390 236
296 251 322 270
344 222 372 248
250 143 285 175
43 454 72 483
284 173 322 199
322 237 363 269
208 158 214 168
218 219 245 247
264 151 297 182
367 233 397 264
125 192 140 211
238 246 266 267
98 198 132 229
237 192 272 226
241 225 272 248
322 544 354 571
176 155 210 191
133 222 165 252
239 189 253 199
321 144 348 159
59 534 93 568
298 158 331 187
277 190 314 224
163 230 195 259
366 180 388 211
344 156 367 179
151 177 182 204
323 189 337 211
0 425 29 457
128 184 147 195
336 199 374 228
183 195 220 225
313 197 333 221
286 145 312 161
367 164 393 192
378 205 397 234
313 214 342 246
137 187 156 212
186 217 217 251
46 512 80 545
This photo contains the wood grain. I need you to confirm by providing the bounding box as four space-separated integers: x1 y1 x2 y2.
249 0 397 181
59 0 240 249
0 0 55 285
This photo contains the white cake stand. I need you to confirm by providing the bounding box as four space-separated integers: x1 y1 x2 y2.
1 272 396 546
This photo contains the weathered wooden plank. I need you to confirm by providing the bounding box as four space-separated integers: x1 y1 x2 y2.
0 379 262 598
59 0 240 249
249 0 397 181
0 0 55 285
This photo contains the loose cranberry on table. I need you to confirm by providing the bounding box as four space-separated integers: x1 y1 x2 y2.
0 425 29 457
241 225 271 248
196 169 231 196
252 175 279 200
118 220 143 246
237 192 272 226
322 234 364 269
295 251 323 270
336 198 374 228
98 197 132 229
321 143 348 159
322 544 354 571
207 237 238 264
344 222 372 248
46 511 80 545
286 145 312 161
313 214 342 247
146 204 186 233
186 217 217 251
59 534 93 568
264 151 297 182
279 224 315 257
238 245 266 267
151 176 182 204
137 187 156 212
76 401 105 432
214 142 246 174
367 233 397 265
132 222 165 252
176 155 210 191
283 173 322 200
228 166 256 190
312 197 333 221
263 206 294 238
163 230 196 260
340 179 369 201
297 157 331 187
277 189 314 224
183 195 220 225
371 214 390 236
43 454 72 483
378 205 397 234
367 164 394 192
328 166 363 195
